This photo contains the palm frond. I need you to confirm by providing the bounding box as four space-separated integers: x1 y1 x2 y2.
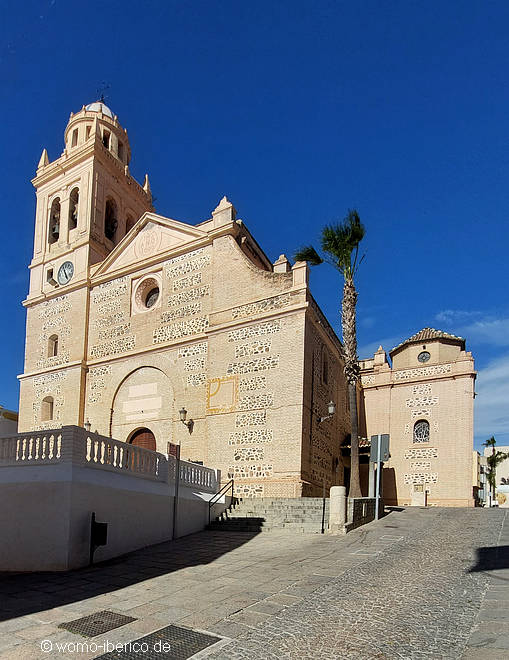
293 245 323 266
320 209 366 276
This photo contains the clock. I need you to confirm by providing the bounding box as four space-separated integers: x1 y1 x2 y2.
57 261 74 285
418 351 430 363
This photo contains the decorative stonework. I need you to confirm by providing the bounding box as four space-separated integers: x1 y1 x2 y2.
229 429 273 445
228 320 282 342
152 316 209 344
32 370 67 430
235 411 266 427
411 409 432 419
412 384 432 396
239 376 267 392
186 373 206 387
412 461 432 471
231 294 291 319
234 484 264 497
361 375 375 385
93 312 125 328
95 300 122 316
184 357 206 371
37 295 71 319
173 273 202 291
165 254 211 279
91 277 129 305
226 355 280 375
233 447 264 461
178 341 208 358
37 352 71 369
90 335 136 359
235 340 272 358
395 364 452 380
135 226 161 258
161 303 202 323
404 473 438 484
406 396 439 408
405 447 438 459
228 464 273 479
87 365 112 404
98 323 131 342
167 285 210 308
238 394 274 410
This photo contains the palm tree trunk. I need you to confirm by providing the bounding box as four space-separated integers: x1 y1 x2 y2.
342 278 362 499
348 382 361 498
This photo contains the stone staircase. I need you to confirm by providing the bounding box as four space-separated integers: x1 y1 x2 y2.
207 497 330 533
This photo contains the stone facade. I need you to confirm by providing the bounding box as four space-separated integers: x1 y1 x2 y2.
18 102 350 498
359 329 476 507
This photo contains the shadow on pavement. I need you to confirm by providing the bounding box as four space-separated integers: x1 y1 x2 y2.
0 527 263 622
468 545 509 574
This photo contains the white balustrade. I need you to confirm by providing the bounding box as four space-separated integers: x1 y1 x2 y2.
0 426 218 491
0 430 62 465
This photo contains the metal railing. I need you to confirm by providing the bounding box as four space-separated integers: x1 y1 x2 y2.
208 479 234 524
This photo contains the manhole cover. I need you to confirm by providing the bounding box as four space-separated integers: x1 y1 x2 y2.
58 610 137 637
95 624 221 659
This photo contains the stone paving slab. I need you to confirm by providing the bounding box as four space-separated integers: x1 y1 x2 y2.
0 507 506 659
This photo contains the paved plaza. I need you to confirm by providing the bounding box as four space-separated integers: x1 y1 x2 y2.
0 507 508 659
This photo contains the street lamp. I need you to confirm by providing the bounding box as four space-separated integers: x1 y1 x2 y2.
179 406 193 430
318 401 336 423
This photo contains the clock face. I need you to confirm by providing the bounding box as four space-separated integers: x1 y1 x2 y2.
418 351 430 363
57 261 74 285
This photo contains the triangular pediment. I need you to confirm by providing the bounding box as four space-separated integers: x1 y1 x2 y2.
93 212 209 277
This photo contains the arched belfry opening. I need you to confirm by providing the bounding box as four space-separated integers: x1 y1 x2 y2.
129 428 156 451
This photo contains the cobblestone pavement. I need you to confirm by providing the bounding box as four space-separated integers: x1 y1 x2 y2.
0 507 507 659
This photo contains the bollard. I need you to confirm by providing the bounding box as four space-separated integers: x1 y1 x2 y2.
329 485 347 534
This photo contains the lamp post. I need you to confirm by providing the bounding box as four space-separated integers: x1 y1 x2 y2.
318 401 336 423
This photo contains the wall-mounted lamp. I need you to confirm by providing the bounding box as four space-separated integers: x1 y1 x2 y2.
179 407 194 432
84 419 91 432
318 401 336 423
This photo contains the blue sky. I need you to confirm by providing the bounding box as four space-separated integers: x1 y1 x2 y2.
1 1 508 450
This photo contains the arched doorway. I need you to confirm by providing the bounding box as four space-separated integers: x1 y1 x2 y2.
129 428 156 451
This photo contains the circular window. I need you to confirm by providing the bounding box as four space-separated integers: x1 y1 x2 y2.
418 351 430 363
133 275 162 314
145 287 159 308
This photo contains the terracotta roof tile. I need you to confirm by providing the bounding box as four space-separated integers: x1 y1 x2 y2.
390 327 465 356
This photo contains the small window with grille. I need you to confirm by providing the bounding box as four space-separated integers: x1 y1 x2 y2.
413 419 430 443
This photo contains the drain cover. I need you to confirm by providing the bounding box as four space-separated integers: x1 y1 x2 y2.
58 610 137 637
95 624 221 659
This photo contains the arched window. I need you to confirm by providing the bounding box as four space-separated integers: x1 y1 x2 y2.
126 215 135 234
48 198 60 244
48 334 58 357
41 396 54 422
104 198 118 241
413 420 430 443
68 188 79 230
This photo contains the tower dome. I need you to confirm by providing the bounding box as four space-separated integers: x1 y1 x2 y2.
85 101 114 118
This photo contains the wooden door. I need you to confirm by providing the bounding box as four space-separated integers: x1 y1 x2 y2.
129 428 156 451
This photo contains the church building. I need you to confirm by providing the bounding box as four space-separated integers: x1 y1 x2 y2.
18 102 350 499
17 102 476 506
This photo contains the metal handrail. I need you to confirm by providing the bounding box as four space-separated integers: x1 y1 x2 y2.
208 479 234 524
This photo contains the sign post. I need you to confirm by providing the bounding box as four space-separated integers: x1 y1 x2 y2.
370 434 390 520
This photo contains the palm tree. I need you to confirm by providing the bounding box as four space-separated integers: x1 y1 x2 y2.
483 436 508 505
295 210 365 498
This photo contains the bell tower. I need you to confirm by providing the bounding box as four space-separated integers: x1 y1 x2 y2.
28 101 153 301
18 102 153 432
